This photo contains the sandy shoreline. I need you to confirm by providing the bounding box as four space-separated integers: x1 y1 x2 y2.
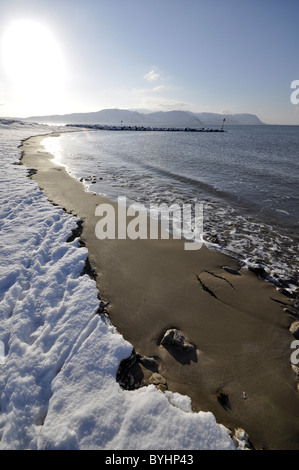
21 132 299 450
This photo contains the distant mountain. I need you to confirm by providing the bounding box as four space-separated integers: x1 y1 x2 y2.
25 108 265 126
25 109 149 126
191 112 264 126
142 110 203 127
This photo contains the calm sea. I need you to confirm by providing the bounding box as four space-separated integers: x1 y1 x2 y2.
43 125 299 287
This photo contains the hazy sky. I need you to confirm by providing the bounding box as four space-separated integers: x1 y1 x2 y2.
0 0 298 124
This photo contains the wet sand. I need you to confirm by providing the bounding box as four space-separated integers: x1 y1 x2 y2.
21 132 299 450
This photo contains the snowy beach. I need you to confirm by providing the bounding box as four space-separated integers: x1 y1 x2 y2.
12 122 299 450
0 121 241 450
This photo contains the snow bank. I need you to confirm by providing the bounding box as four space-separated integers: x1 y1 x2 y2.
0 121 235 450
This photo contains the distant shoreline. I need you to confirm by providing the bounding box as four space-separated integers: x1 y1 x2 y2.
21 131 299 450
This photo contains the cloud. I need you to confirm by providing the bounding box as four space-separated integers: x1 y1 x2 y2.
144 68 161 82
132 85 169 95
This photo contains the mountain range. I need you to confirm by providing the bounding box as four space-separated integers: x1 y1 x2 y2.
24 109 265 126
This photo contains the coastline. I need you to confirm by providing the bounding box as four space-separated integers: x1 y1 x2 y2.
21 132 299 450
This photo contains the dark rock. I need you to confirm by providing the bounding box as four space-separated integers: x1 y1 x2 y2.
116 349 145 390
160 329 195 352
137 354 159 372
159 329 197 365
27 168 37 177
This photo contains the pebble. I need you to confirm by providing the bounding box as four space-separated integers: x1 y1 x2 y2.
148 373 168 391
291 364 299 377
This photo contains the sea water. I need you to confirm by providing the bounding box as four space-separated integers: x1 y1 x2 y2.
43 125 299 287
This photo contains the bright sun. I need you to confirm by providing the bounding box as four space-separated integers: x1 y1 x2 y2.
2 19 66 115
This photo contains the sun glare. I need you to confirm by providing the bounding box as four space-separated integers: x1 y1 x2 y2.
2 19 66 115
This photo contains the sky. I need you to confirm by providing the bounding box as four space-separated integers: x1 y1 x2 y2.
0 0 298 124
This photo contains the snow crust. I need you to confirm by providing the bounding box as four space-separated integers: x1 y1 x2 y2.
0 121 235 450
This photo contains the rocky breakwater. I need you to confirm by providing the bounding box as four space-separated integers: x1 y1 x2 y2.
66 124 225 132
